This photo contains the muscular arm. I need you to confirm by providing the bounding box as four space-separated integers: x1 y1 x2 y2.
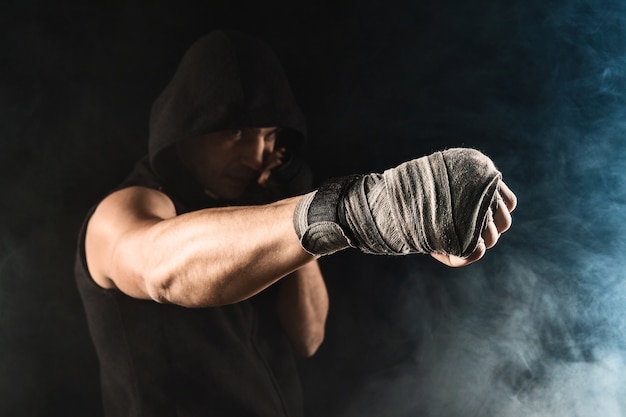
85 186 316 308
277 259 329 357
86 150 514 313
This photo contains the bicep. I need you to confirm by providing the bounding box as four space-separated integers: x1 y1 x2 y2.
85 186 176 292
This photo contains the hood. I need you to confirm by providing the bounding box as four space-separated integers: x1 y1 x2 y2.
148 30 307 182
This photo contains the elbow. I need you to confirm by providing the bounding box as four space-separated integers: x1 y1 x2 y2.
143 269 193 306
144 272 175 304
142 270 228 308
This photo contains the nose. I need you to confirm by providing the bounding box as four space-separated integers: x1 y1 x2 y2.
240 131 272 171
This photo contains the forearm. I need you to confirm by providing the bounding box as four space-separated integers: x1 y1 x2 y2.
276 259 329 357
114 196 314 307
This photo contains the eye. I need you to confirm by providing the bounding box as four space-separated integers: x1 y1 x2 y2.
266 128 281 142
228 129 243 141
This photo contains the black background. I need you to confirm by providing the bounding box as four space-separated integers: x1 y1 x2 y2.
2 0 626 415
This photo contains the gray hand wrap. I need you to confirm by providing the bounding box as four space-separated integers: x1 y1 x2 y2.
293 148 502 257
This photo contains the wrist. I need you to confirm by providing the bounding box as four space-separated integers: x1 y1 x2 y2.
292 175 360 256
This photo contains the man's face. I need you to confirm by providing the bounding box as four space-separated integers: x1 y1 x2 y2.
176 127 280 200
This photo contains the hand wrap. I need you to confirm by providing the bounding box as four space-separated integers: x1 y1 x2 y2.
293 148 502 257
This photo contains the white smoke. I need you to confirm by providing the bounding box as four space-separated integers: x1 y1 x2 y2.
314 0 626 415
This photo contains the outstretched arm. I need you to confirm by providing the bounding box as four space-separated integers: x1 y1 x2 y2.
86 148 516 311
86 186 315 308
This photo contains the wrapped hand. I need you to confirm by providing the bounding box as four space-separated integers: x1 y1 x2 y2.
293 148 516 263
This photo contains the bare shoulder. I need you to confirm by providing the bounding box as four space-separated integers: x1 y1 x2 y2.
85 186 176 288
96 186 176 220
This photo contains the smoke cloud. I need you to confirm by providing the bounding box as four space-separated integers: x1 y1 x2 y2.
310 0 626 415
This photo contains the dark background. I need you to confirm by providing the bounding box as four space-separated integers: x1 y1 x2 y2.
2 0 626 415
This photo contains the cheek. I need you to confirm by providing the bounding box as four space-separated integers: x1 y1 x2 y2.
201 156 232 182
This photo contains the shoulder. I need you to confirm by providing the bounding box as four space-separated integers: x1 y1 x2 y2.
96 186 177 221
89 186 177 244
85 186 176 288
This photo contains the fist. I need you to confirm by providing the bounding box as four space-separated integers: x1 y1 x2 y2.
430 180 517 267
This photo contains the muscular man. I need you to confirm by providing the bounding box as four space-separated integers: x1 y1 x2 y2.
75 30 516 417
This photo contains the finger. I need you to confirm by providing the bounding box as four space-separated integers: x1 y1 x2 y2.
498 181 517 212
258 170 271 186
265 159 283 171
258 149 286 186
430 252 468 267
464 241 486 263
258 161 281 184
482 219 500 249
430 241 485 267
263 149 285 171
493 196 512 234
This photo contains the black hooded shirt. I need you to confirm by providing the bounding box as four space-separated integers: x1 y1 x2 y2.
74 30 311 417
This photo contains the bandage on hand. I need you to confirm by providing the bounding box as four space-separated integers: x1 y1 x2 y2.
293 148 510 258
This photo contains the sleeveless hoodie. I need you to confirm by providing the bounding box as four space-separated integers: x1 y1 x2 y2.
74 30 311 417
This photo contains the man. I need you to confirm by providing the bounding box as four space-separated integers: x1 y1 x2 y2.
75 30 516 416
